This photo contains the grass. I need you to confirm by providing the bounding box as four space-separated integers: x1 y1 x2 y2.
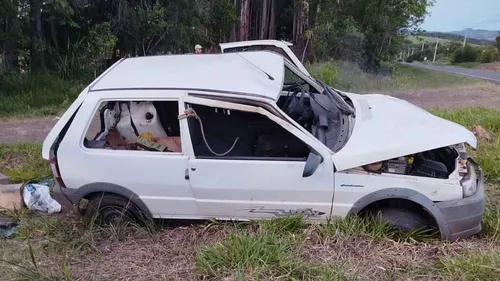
0 104 499 279
0 73 84 118
433 251 500 281
0 143 51 183
307 61 482 93
432 108 500 182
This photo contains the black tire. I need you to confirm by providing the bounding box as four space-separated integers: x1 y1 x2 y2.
84 193 142 226
376 208 429 232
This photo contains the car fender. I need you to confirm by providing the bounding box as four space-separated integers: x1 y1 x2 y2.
347 187 451 239
72 182 153 220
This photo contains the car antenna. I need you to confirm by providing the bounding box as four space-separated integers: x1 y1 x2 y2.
235 52 275 81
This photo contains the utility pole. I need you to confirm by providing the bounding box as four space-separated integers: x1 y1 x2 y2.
433 38 439 63
421 41 425 51
462 28 469 48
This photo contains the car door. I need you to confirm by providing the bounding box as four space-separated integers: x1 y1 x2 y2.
219 40 311 77
181 95 334 221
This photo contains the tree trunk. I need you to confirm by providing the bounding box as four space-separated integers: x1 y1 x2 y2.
268 0 276 39
239 0 250 41
259 0 269 39
294 0 309 43
50 19 59 51
292 2 297 42
30 0 45 72
230 0 238 41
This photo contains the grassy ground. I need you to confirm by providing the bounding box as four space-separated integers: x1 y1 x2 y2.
0 107 499 280
308 62 482 93
0 73 84 118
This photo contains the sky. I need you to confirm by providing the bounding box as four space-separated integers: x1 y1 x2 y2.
421 0 500 32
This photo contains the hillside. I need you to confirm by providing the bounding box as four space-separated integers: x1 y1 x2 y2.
450 29 499 41
423 31 494 45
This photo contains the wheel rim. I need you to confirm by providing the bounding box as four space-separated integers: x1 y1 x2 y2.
99 205 135 225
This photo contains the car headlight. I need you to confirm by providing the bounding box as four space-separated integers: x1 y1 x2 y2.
461 163 477 197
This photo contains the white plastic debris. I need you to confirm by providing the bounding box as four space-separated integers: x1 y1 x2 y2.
23 183 61 213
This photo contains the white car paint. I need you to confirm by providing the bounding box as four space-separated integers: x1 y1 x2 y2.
183 95 335 220
91 51 285 100
42 44 482 241
219 39 311 76
331 92 477 171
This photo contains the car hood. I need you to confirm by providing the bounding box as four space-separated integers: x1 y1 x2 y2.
331 92 477 171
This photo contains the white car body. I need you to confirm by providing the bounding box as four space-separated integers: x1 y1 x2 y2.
43 41 484 241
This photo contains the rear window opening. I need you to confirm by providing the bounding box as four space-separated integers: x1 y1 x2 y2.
186 103 310 160
84 100 182 153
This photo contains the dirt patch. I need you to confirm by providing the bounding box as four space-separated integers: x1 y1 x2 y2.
0 83 499 144
388 83 500 110
302 234 500 280
475 62 500 72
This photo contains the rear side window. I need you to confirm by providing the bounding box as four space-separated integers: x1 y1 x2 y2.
83 100 182 153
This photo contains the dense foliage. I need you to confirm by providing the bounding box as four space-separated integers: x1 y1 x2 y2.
0 0 433 76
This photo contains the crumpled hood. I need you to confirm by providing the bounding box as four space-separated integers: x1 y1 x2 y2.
331 92 477 171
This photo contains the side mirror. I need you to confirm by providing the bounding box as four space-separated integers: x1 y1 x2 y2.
303 152 323 177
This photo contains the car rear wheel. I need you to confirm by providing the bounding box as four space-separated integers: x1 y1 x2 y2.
85 194 142 226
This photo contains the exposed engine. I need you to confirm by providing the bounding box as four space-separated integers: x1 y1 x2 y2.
362 146 460 179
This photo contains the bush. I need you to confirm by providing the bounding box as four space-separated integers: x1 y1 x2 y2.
451 44 479 63
406 49 433 63
480 47 498 63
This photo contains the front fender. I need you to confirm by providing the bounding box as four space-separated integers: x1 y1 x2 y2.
347 187 451 240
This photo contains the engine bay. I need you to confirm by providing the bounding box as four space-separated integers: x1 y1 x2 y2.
361 146 463 179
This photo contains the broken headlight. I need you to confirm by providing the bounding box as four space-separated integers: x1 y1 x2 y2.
461 162 477 198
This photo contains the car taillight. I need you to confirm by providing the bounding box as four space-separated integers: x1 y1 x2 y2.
49 155 66 188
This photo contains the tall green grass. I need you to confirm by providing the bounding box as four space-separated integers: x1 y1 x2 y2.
0 73 84 118
308 61 482 93
196 216 355 280
433 251 500 281
0 143 51 183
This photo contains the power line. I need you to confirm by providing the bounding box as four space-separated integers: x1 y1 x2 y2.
467 14 500 29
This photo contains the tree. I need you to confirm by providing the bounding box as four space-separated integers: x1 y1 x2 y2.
30 0 45 71
114 3 171 56
348 0 432 71
451 44 479 64
239 0 250 41
496 36 500 52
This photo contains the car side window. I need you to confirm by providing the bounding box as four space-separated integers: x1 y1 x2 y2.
83 100 182 153
185 103 310 160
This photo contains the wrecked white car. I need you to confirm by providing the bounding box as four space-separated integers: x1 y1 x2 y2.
42 40 484 241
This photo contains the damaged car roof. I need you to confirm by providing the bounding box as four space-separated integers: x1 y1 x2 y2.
89 51 285 100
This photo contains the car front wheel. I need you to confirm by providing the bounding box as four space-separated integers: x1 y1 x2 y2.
377 208 429 232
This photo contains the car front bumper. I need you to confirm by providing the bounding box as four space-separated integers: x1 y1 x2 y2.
435 162 485 241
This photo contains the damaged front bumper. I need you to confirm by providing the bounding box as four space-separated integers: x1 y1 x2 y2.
435 161 485 241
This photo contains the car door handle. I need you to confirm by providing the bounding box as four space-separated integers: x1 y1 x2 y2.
191 167 196 171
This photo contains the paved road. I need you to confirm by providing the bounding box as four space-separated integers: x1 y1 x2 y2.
402 62 500 83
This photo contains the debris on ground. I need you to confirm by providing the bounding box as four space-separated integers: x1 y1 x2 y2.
23 183 61 213
0 220 18 238
471 125 492 142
